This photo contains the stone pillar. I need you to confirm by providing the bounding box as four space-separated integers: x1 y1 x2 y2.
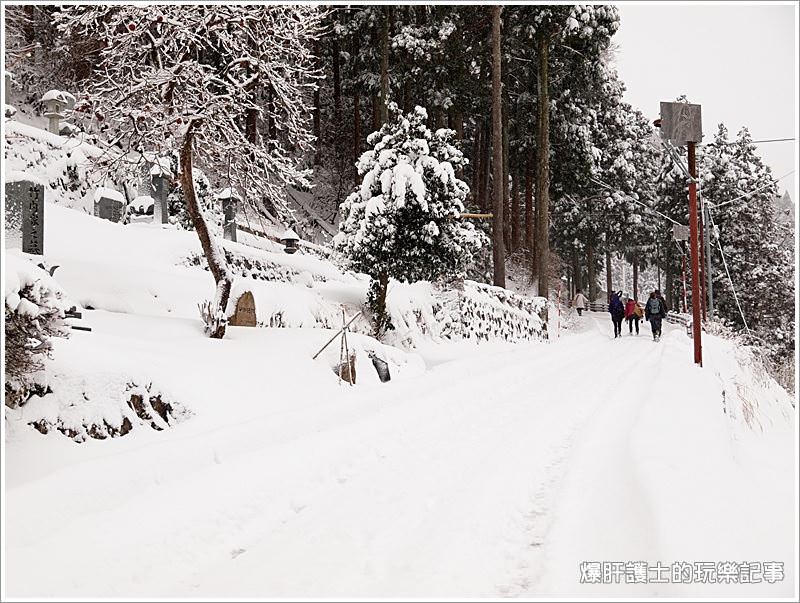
5 180 45 255
223 196 237 242
151 173 169 224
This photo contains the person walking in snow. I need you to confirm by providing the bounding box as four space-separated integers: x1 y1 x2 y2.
573 289 588 316
608 290 625 338
625 296 643 335
645 289 667 341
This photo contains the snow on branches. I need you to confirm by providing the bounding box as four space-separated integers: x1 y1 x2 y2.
56 4 325 221
335 104 488 335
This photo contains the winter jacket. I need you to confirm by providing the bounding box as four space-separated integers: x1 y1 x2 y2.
624 300 638 319
573 293 588 309
633 304 644 319
608 294 625 319
644 296 666 320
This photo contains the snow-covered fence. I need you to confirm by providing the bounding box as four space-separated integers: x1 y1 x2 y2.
439 281 548 343
665 311 693 336
588 300 609 312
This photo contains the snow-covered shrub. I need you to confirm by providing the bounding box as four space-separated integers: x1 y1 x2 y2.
22 380 191 442
198 299 228 336
335 104 488 336
4 256 68 408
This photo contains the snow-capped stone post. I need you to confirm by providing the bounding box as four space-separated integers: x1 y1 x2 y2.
5 177 44 255
149 158 171 225
280 228 300 254
40 90 74 135
218 188 239 243
4 73 11 104
93 187 125 223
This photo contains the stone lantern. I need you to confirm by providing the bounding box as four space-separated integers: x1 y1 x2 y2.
280 228 300 254
40 90 75 134
217 188 240 242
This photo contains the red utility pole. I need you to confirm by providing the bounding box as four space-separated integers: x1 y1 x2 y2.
687 142 703 366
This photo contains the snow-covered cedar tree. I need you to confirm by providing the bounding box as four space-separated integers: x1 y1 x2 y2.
334 104 488 336
701 125 795 361
55 5 325 338
5 261 68 409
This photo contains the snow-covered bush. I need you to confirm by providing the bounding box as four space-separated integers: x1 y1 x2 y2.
4 256 69 408
335 104 488 336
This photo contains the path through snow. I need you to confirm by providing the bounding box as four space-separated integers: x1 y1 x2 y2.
4 313 795 598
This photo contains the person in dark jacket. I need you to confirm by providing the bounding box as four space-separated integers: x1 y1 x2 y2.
645 289 667 341
608 290 625 338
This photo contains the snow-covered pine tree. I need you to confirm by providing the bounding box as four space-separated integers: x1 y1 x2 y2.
701 125 795 358
56 5 324 338
334 104 488 336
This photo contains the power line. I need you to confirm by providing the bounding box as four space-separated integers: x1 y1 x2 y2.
588 176 685 227
705 209 750 334
704 170 795 209
699 137 795 146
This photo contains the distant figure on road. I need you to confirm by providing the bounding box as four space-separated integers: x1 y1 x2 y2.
645 289 667 341
625 297 643 335
573 289 588 316
609 290 625 338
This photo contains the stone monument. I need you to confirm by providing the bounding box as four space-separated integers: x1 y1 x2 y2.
229 291 256 327
5 179 44 255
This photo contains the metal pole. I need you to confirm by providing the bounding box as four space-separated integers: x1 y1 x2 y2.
681 249 688 313
704 201 714 318
687 142 703 366
698 192 707 321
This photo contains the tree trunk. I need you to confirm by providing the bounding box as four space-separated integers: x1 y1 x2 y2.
379 6 391 126
605 247 613 302
572 248 581 293
511 163 520 252
313 43 321 165
491 5 505 288
502 98 510 253
587 240 596 301
472 122 481 208
455 110 465 180
632 253 639 301
524 154 534 251
534 33 551 297
372 272 390 337
352 38 361 176
332 34 341 119
481 124 489 212
180 124 232 339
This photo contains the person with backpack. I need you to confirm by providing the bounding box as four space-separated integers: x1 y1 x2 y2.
625 296 643 335
645 289 667 341
573 289 588 316
608 290 625 338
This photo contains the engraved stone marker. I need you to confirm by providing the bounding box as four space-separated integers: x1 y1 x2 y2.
229 291 256 327
5 180 44 255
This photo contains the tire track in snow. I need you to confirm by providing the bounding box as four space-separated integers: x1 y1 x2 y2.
504 314 669 596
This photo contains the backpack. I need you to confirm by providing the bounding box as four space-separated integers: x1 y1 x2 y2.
647 297 661 316
609 297 623 314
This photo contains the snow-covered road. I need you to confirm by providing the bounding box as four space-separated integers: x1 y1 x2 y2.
4 312 795 598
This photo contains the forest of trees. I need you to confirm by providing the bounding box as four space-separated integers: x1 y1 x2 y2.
4 4 794 359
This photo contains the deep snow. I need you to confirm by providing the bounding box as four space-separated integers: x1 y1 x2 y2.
4 306 795 597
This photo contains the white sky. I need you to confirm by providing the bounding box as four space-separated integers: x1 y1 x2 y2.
613 2 797 200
